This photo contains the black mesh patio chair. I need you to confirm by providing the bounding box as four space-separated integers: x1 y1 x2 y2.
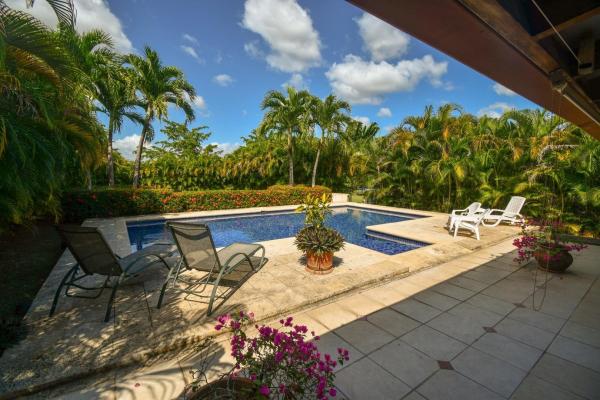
51 225 178 322
158 222 267 316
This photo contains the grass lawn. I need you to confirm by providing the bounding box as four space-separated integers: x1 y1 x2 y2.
0 222 63 355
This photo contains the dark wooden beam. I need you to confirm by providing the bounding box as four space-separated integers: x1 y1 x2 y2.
533 7 600 41
346 0 600 138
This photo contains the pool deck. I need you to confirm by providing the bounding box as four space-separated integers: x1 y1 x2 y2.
0 203 522 398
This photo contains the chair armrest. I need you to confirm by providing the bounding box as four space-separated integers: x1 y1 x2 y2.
450 208 468 216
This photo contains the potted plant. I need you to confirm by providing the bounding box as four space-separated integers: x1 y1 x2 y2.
294 194 345 274
513 218 586 273
187 311 350 399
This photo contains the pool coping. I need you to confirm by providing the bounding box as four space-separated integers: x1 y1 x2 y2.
86 202 439 258
124 203 433 254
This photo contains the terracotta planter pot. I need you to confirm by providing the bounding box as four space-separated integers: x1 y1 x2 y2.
305 251 334 274
534 244 573 273
185 377 255 399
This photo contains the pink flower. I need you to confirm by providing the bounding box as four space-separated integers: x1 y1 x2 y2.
259 385 270 396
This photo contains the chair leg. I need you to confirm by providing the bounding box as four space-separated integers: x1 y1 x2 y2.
104 275 124 322
453 224 459 238
157 262 178 309
475 226 480 240
49 265 79 317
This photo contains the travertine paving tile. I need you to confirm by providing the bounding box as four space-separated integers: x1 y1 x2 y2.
367 308 420 337
370 339 438 388
335 320 395 354
510 375 585 400
508 307 566 333
453 347 527 398
560 320 600 349
414 290 460 311
548 335 600 373
401 325 466 360
531 354 600 399
427 312 487 344
495 318 556 350
391 298 442 323
417 370 504 400
473 333 542 371
466 293 516 316
335 357 411 400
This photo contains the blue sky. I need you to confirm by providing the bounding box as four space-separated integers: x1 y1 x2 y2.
12 0 538 158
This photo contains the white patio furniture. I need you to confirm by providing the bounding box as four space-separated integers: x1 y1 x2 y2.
453 210 490 240
482 196 526 227
447 202 484 231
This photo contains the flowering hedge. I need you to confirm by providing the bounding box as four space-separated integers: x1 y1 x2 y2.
61 185 331 222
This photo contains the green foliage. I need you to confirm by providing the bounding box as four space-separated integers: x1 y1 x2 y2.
294 226 345 256
61 186 331 222
296 193 332 228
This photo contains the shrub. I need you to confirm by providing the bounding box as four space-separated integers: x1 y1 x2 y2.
61 186 331 222
294 226 345 256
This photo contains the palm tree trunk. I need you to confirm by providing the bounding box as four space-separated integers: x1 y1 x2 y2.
107 116 115 187
287 129 294 186
86 170 92 190
311 145 321 187
132 116 150 188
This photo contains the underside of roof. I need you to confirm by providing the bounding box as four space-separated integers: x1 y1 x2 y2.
348 0 600 139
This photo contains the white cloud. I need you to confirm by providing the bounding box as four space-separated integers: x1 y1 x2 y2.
180 45 202 61
477 102 514 118
352 116 370 125
326 54 448 104
493 83 516 96
282 73 308 89
356 13 410 62
113 134 152 160
377 107 392 118
192 95 207 110
241 0 321 73
182 33 198 44
244 41 264 58
213 74 234 87
6 0 133 53
211 142 240 154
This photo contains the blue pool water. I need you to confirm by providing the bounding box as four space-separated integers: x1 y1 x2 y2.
127 207 427 255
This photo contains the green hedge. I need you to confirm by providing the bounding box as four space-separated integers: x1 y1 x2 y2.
61 185 332 222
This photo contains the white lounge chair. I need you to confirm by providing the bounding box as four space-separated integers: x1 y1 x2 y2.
482 196 525 227
447 202 483 231
453 210 490 240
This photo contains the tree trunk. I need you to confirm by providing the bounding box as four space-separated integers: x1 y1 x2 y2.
311 146 321 187
86 169 92 190
132 117 150 188
107 116 115 187
287 129 294 186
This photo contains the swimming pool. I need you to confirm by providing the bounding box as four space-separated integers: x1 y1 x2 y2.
126 207 428 255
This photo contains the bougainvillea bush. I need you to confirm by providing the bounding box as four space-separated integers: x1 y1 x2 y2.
513 218 586 263
61 186 331 222
201 311 349 399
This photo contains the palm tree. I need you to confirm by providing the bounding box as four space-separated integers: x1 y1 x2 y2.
127 46 196 188
95 66 143 186
0 5 102 227
310 95 350 187
261 86 312 186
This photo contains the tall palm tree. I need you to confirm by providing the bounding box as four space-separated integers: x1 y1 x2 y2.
127 46 196 188
261 86 312 186
95 66 143 186
310 95 350 187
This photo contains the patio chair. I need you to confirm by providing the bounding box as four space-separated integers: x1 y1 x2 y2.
51 225 178 322
158 222 267 316
447 202 483 231
453 210 490 240
482 196 526 227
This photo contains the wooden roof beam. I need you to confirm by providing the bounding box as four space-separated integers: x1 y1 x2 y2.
533 7 600 41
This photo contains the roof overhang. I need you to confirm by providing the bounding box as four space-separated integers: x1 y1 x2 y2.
348 0 600 139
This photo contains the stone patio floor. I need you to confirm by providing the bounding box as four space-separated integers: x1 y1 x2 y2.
0 204 521 397
24 240 600 399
